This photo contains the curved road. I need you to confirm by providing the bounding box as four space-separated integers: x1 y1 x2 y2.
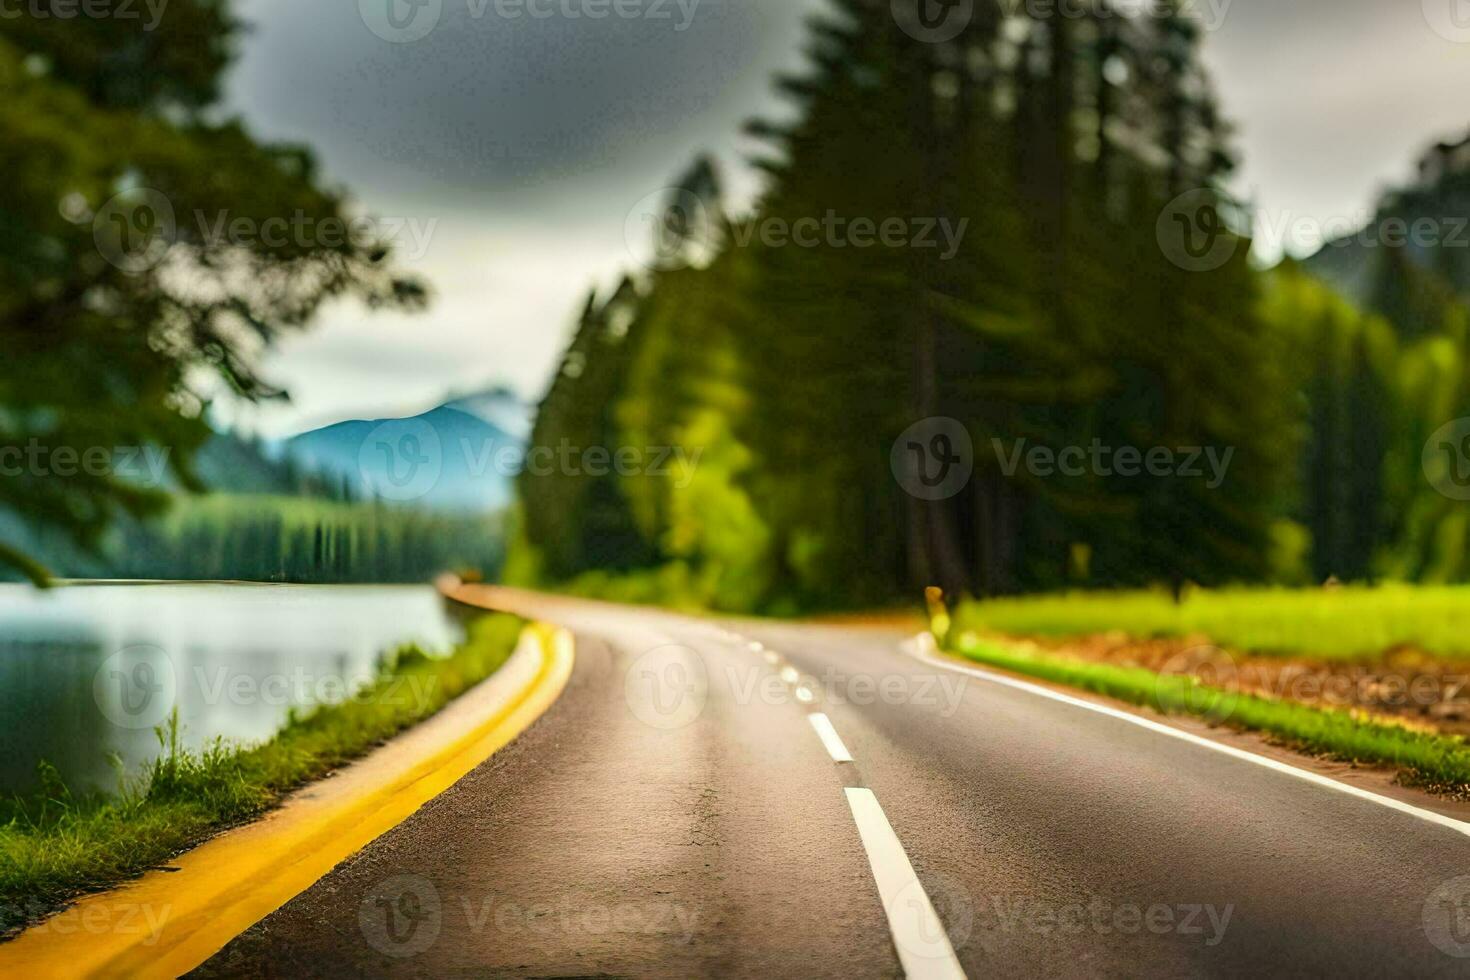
194 588 1470 978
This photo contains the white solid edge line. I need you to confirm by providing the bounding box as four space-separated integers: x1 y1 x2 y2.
909 639 1470 839
844 788 968 980
808 712 855 763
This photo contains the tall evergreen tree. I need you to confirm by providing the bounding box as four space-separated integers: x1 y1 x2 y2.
0 3 425 583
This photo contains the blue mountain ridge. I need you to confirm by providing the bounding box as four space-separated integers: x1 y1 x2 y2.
285 397 524 514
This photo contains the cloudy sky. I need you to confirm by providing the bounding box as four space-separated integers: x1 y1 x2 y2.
218 0 1470 436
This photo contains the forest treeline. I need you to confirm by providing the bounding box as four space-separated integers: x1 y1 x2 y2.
1 495 504 584
510 0 1470 613
0 432 505 583
0 1 425 584
107 495 505 583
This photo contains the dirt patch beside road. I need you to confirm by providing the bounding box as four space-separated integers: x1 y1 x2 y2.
1001 632 1470 738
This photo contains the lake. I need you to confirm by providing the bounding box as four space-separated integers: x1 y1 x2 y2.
0 583 464 797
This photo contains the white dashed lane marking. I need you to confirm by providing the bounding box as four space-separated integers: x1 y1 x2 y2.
727 630 969 978
845 788 968 980
808 712 854 763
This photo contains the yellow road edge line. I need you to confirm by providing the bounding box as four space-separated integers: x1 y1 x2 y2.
0 621 575 980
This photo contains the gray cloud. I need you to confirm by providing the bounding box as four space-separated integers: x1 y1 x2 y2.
222 1 1470 434
230 0 808 207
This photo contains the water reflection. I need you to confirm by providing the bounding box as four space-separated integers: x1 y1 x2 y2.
0 584 462 796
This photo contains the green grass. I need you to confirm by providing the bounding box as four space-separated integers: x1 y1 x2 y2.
950 634 1470 794
0 613 524 938
952 584 1470 661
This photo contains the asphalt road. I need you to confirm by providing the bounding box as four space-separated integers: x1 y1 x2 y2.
194 589 1470 978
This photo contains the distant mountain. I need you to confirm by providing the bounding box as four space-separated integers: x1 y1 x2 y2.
0 394 524 580
285 390 525 513
442 385 533 442
1304 131 1470 334
192 429 307 495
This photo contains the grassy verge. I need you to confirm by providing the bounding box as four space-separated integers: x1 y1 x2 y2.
0 613 524 938
949 634 1470 795
951 585 1470 661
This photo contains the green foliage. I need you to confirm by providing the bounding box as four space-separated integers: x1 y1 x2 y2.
950 633 1470 791
0 494 505 584
1262 265 1398 582
0 613 524 935
513 2 1298 611
951 584 1470 661
510 4 1470 613
106 495 505 583
519 282 651 579
0 3 426 583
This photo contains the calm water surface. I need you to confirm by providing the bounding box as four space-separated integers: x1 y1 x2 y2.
0 583 463 796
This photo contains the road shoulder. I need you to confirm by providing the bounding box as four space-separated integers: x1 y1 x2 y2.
914 636 1470 826
0 619 572 980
